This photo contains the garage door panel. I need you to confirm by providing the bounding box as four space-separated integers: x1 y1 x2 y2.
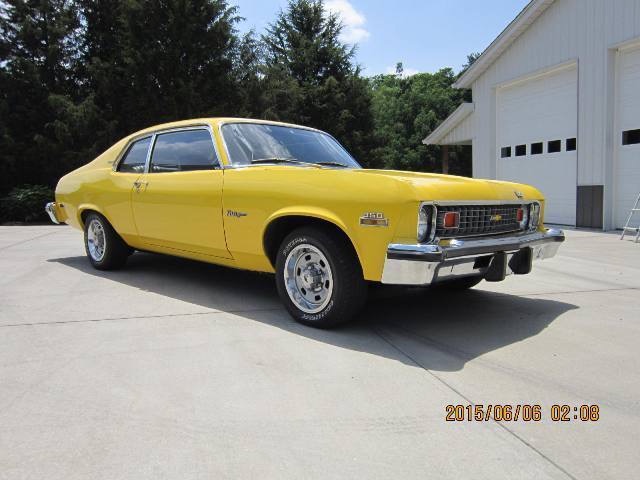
498 155 577 225
496 65 577 226
615 47 640 228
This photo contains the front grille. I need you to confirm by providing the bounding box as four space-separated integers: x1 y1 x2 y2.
435 204 524 238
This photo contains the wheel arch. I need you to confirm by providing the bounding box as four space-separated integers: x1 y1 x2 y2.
263 210 362 272
78 204 108 227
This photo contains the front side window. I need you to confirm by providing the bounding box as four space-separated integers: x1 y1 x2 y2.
221 123 361 168
150 129 218 173
118 137 151 173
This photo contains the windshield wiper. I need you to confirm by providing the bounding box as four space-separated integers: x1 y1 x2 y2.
313 161 350 168
251 157 320 168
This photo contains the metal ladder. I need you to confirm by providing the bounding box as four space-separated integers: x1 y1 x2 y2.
620 192 640 242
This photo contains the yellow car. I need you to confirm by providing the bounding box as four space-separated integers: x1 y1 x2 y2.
45 118 564 327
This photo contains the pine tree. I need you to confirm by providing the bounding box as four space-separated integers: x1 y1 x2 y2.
0 0 83 193
260 0 374 165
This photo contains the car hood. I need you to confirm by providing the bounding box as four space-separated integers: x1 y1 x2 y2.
350 169 544 202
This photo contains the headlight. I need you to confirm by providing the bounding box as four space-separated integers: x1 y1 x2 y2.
417 205 434 242
529 202 541 229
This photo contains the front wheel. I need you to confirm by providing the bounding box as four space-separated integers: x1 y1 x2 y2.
275 227 367 328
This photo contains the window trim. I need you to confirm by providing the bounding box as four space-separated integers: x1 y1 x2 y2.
113 124 221 173
114 135 153 173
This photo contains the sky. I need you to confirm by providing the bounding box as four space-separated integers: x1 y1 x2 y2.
232 0 531 76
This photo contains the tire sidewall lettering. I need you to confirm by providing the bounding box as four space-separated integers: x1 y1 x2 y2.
281 235 335 319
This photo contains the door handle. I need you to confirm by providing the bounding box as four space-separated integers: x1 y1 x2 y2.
133 180 148 191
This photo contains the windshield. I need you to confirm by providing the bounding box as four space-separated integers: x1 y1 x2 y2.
221 123 361 168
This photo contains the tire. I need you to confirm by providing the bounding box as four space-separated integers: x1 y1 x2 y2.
434 276 483 291
83 212 130 270
275 226 367 328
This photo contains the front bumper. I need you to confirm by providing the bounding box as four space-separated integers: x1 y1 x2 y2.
381 228 564 285
45 202 62 224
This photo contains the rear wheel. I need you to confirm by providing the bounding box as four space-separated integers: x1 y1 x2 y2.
275 227 367 328
83 212 130 270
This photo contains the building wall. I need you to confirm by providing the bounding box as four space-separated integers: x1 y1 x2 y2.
440 112 474 145
470 0 640 227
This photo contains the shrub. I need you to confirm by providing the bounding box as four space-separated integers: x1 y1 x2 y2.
0 185 55 223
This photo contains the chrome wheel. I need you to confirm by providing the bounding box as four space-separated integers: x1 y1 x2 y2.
283 243 334 314
87 218 106 262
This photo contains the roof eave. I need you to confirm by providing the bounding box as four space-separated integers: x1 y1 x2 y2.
453 0 556 89
422 103 474 145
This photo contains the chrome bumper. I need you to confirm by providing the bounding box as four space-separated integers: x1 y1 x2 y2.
45 202 61 224
381 228 564 285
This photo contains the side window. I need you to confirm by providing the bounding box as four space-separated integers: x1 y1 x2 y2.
150 129 218 173
117 137 151 173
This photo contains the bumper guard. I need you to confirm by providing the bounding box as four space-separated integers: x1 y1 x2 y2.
45 202 61 225
381 228 564 285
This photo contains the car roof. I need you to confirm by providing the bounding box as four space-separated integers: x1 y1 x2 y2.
126 117 324 140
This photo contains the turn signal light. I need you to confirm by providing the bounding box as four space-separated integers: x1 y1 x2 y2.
443 211 460 228
516 208 524 222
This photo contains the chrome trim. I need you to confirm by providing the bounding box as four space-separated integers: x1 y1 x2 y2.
417 200 542 241
143 133 156 174
112 134 153 172
428 200 543 206
381 228 564 285
45 202 60 224
418 202 438 242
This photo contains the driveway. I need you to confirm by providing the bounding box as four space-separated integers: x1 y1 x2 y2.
0 226 638 479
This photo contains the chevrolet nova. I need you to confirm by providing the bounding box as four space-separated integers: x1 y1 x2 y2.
46 118 564 327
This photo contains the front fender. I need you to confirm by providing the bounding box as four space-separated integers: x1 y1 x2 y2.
264 206 364 266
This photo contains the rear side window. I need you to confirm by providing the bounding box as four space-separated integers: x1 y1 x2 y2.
118 137 151 173
150 129 218 173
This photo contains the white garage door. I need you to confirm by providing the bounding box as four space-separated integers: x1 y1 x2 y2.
496 64 577 225
615 46 640 229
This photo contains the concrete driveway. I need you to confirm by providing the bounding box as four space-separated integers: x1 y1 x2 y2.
1 225 638 479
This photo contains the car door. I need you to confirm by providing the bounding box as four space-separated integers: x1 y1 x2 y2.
131 127 231 259
105 135 152 245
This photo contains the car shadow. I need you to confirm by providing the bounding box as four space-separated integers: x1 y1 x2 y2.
49 252 577 372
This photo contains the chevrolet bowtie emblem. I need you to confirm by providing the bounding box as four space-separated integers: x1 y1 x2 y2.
490 214 503 221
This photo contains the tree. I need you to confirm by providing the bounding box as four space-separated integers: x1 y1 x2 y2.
369 68 470 175
78 0 241 146
260 0 374 165
0 0 83 194
460 51 481 73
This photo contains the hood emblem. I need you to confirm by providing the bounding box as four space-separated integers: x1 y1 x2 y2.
514 191 524 199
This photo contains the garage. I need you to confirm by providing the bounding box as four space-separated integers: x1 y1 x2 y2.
495 64 578 226
615 45 640 229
